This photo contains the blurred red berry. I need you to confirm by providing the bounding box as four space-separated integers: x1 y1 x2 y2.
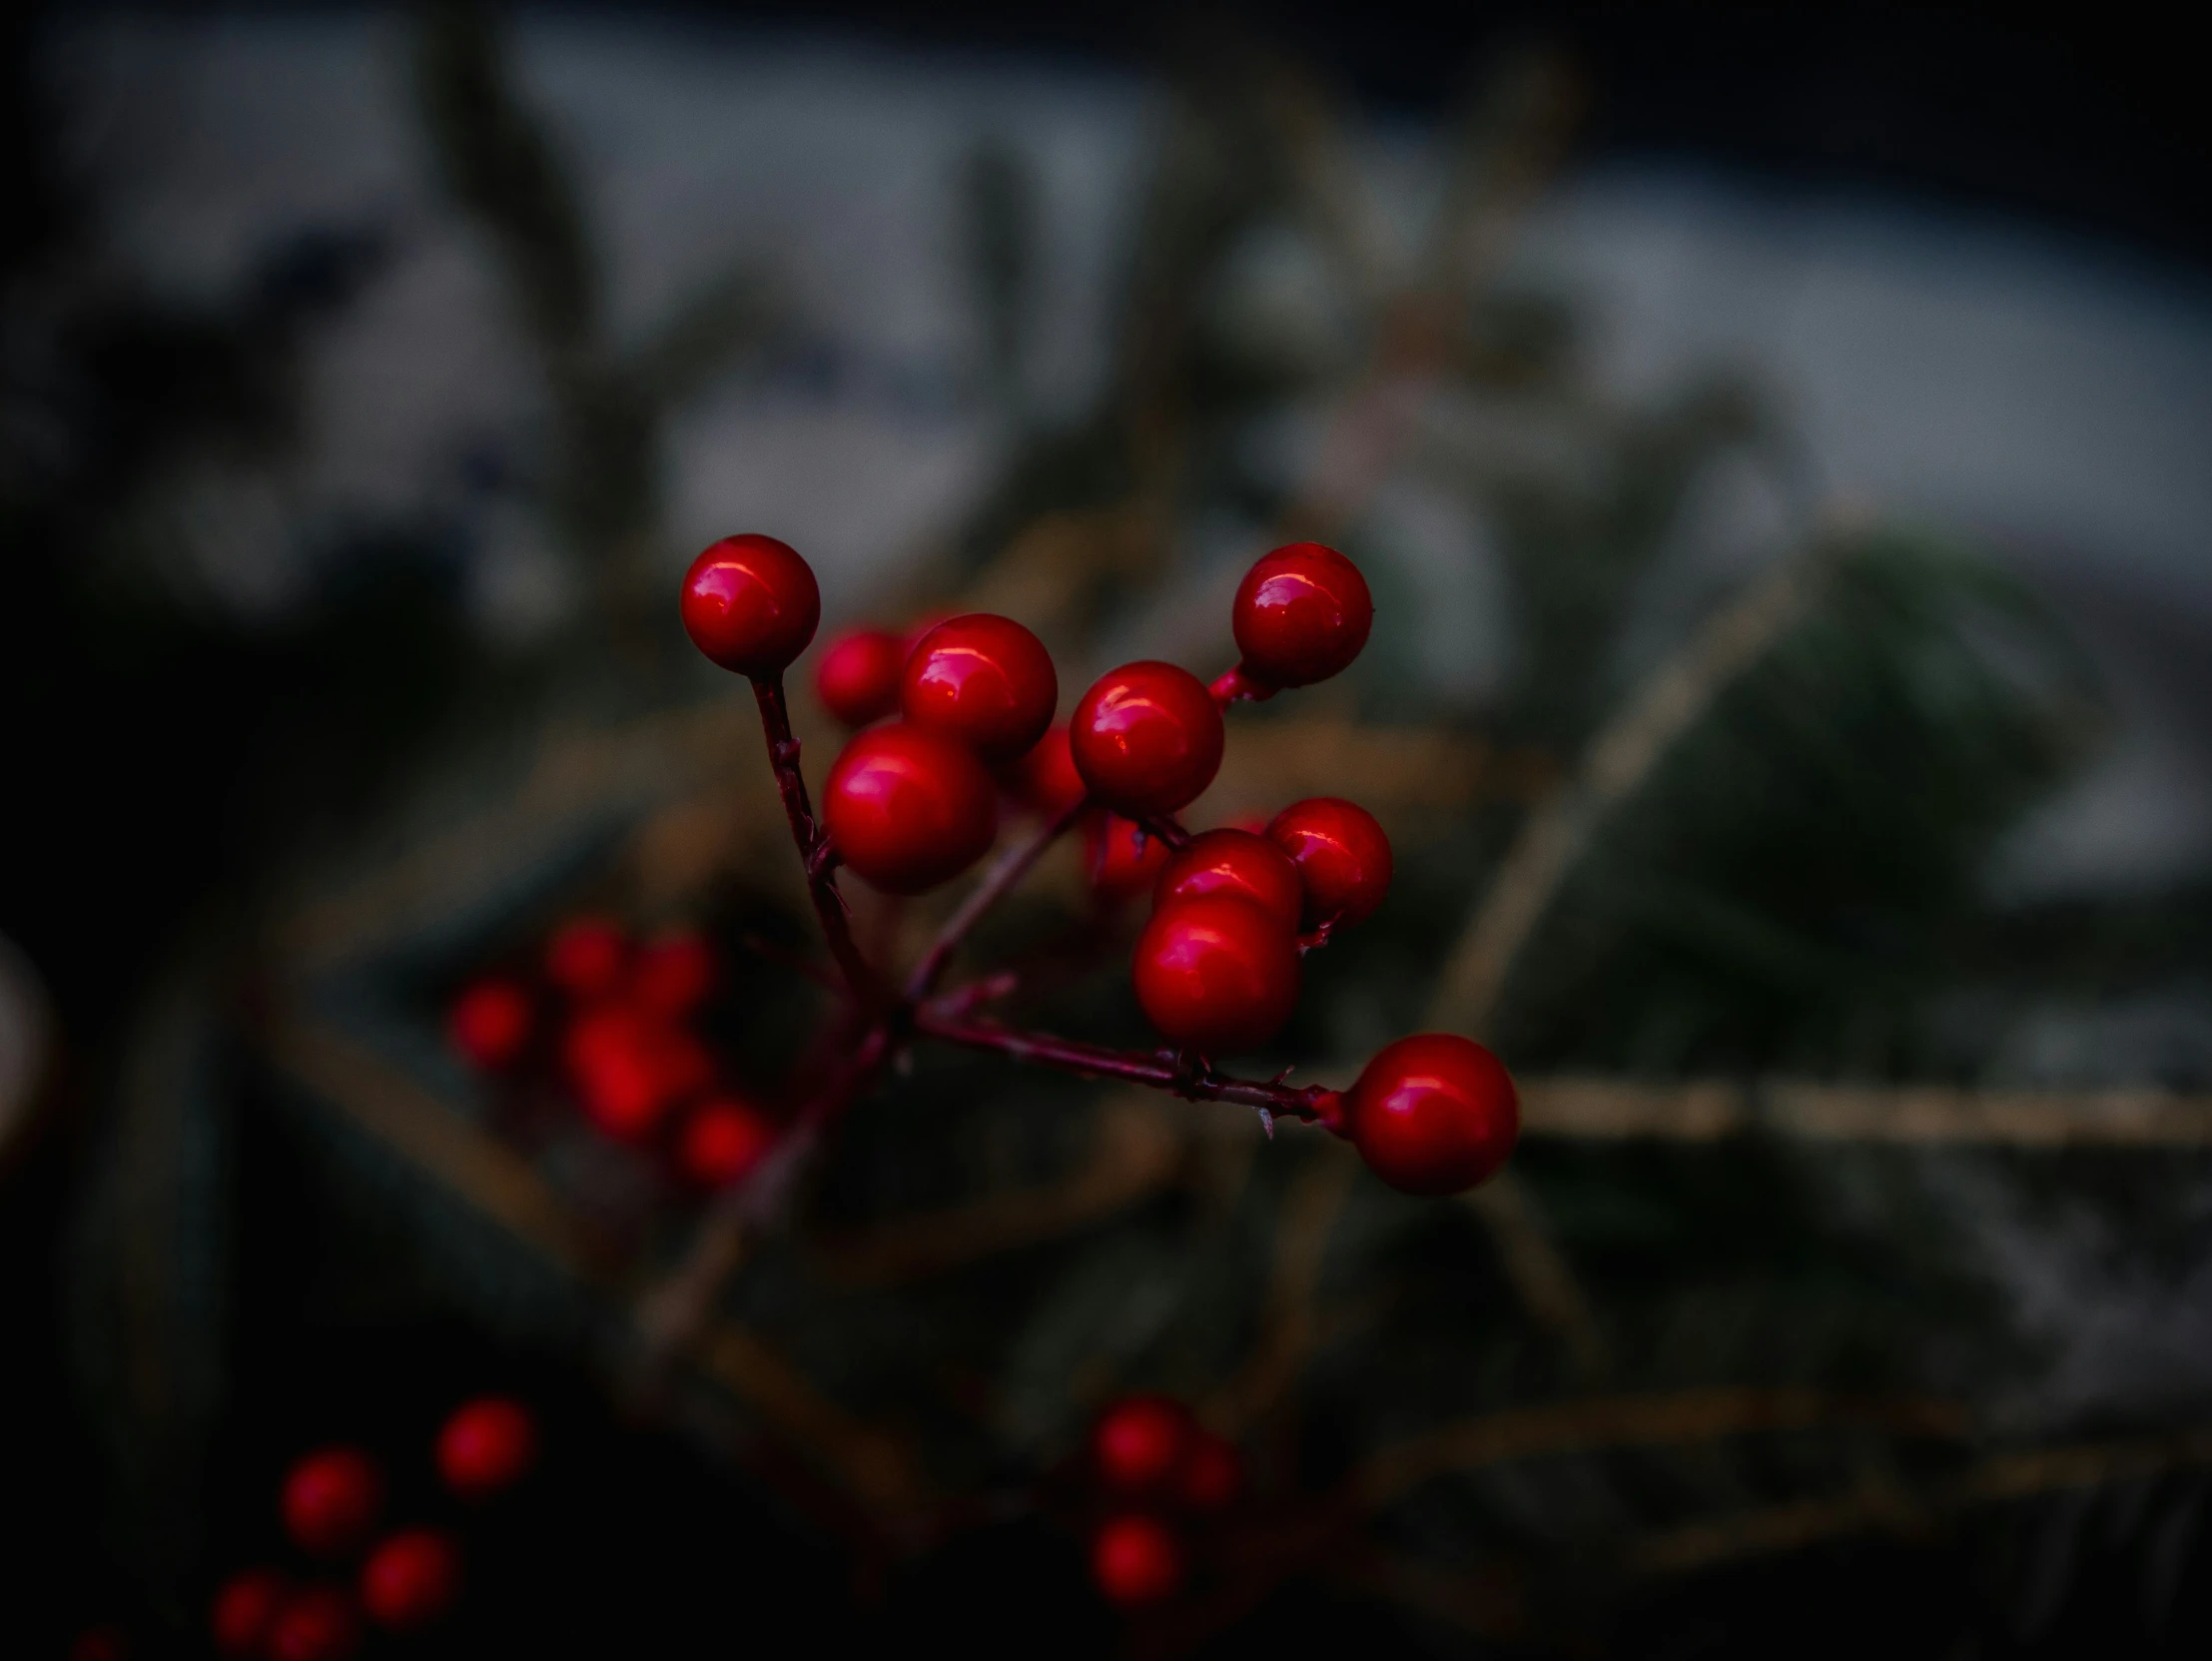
447 978 531 1070
1151 828 1303 931
264 1587 360 1661
1091 1514 1185 1607
1347 1033 1519 1196
900 612 1059 762
1082 812 1173 907
1133 895 1300 1055
281 1447 382 1558
69 1627 127 1661
1265 797 1393 929
823 722 998 894
436 1396 537 1499
678 1097 776 1188
1002 723 1087 817
1177 1430 1243 1511
680 533 821 675
359 1530 461 1630
631 931 716 1015
563 1006 697 1140
1092 1394 1192 1493
1071 661 1224 817
545 917 627 999
211 1569 287 1657
1231 541 1373 688
814 626 908 728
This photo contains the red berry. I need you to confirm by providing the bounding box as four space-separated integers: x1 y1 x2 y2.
678 1097 775 1188
1001 723 1087 817
545 917 627 999
1347 1034 1519 1196
1070 661 1224 817
1231 541 1373 688
814 626 908 728
823 722 998 894
1091 1514 1185 1607
1265 797 1393 929
447 978 531 1070
281 1447 382 1557
1178 1431 1243 1512
901 612 1059 762
1082 812 1173 907
1132 895 1300 1055
359 1530 461 1630
211 1569 287 1657
264 1587 360 1661
1151 829 1303 931
680 533 820 675
563 1006 703 1140
1092 1395 1191 1493
630 931 716 1015
436 1396 537 1499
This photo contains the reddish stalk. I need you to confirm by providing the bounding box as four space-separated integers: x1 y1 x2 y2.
906 795 1092 1002
911 1006 1344 1130
1135 815 1192 852
1209 662 1280 706
748 674 883 1005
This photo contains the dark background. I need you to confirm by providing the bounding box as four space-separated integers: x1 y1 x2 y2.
4 5 2207 1655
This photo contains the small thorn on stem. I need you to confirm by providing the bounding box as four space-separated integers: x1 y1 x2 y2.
1257 1106 1275 1140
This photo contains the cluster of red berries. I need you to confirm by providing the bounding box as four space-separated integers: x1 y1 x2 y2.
1081 1395 1244 1609
447 919 777 1189
680 532 1518 1197
206 1397 535 1659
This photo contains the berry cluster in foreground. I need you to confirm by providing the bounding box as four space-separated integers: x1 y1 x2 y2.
676 532 1519 1198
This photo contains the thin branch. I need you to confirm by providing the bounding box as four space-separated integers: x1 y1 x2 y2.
911 1009 1343 1126
1209 663 1278 707
1134 815 1192 852
904 795 1089 1003
748 674 882 1005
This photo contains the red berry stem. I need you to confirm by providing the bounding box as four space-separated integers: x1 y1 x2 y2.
909 1006 1344 1126
904 793 1092 1002
1134 815 1192 852
1206 663 1278 707
748 673 883 1006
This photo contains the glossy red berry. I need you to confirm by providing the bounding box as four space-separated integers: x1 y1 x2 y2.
1265 797 1393 928
545 917 627 999
264 1587 360 1661
1133 895 1300 1055
447 978 531 1070
359 1530 461 1630
678 1097 775 1188
901 613 1059 762
1091 1514 1185 1607
1231 541 1373 688
1347 1034 1519 1196
823 723 998 894
436 1397 537 1499
1071 661 1224 817
212 1569 287 1657
1092 1395 1192 1493
1152 829 1303 931
814 626 908 728
680 534 820 675
1178 1430 1243 1511
630 931 716 1015
1002 723 1087 817
281 1447 382 1557
1083 812 1173 907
